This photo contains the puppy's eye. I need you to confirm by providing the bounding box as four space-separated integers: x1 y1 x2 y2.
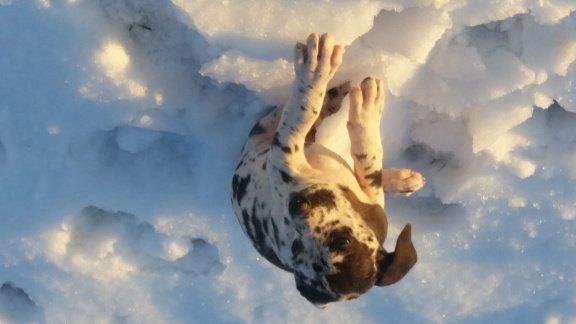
329 236 351 251
289 195 311 215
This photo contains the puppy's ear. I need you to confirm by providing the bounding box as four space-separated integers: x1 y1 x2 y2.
295 274 337 307
376 224 417 286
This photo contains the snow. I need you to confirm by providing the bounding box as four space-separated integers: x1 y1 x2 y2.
1 0 576 323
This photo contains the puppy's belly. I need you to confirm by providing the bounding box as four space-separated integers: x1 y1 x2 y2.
306 144 350 171
305 144 361 191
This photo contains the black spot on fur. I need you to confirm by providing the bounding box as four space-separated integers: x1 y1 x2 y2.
300 105 306 111
237 192 289 272
313 263 323 273
257 148 270 156
232 175 251 203
291 239 303 257
251 203 266 247
327 87 339 99
231 175 239 200
272 133 281 147
241 209 256 243
365 169 383 187
288 193 311 217
248 122 266 137
279 169 294 184
234 160 243 171
263 217 270 236
272 221 280 248
248 202 290 271
272 133 292 154
307 189 337 211
289 188 336 217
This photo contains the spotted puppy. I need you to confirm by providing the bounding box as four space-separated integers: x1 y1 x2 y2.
231 33 425 306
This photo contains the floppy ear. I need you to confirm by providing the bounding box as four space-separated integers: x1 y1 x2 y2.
376 224 417 286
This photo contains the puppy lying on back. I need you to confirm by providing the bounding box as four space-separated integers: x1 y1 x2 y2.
231 33 425 306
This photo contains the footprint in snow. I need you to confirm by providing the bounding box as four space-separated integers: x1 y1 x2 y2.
61 206 225 277
0 282 44 323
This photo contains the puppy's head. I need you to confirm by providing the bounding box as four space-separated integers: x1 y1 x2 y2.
287 185 417 306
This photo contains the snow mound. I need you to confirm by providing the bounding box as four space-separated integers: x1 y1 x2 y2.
69 126 196 187
0 282 44 323
47 206 225 278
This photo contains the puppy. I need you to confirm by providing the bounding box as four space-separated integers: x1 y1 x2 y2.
231 33 424 306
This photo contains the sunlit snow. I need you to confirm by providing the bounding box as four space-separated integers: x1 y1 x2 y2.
1 0 575 323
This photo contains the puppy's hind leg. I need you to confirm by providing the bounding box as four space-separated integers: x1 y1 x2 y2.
382 168 425 195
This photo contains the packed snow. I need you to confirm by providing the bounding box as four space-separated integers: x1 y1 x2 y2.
1 0 576 323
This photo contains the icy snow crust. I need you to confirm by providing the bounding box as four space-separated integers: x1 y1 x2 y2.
1 0 576 323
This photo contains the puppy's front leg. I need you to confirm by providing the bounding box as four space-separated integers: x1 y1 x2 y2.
268 33 342 194
347 78 385 206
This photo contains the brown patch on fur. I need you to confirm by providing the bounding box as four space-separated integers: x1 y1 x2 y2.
339 186 387 243
325 227 376 296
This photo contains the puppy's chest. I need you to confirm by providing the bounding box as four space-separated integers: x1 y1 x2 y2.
231 143 366 269
232 147 297 269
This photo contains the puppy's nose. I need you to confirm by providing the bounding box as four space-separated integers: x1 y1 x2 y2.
345 293 360 301
314 303 327 309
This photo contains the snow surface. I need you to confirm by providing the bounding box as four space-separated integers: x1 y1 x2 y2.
1 0 576 323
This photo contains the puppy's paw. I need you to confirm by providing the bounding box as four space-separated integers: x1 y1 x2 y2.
294 33 343 89
382 168 425 195
347 77 385 134
322 81 351 117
